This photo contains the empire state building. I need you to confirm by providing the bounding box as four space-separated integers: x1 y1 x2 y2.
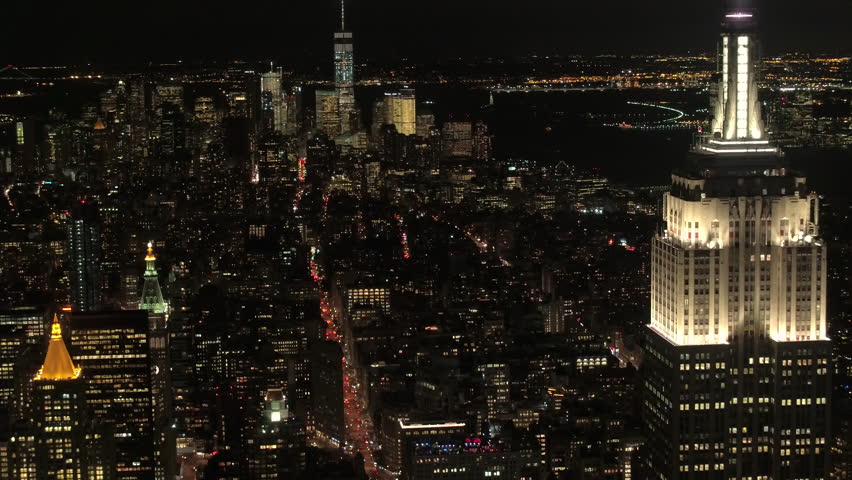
641 6 831 480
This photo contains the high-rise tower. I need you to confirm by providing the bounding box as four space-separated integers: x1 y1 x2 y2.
246 388 307 478
137 243 175 480
261 65 285 133
381 88 417 136
0 308 45 406
334 0 356 133
70 310 161 480
33 315 86 480
641 6 831 480
68 201 101 312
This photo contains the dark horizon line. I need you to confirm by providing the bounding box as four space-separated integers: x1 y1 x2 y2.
7 49 849 71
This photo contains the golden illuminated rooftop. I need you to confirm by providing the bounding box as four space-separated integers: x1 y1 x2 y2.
34 314 81 381
145 242 156 261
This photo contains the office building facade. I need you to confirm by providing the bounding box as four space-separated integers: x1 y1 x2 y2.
68 201 101 312
70 311 165 480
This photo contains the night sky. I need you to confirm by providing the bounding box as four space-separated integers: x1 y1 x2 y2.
6 0 851 65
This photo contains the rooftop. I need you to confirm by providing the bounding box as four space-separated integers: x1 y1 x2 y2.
34 314 81 381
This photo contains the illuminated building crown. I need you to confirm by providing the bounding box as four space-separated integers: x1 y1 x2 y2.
34 314 81 381
697 6 779 157
140 242 167 314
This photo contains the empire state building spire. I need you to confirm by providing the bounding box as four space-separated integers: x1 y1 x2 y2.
716 7 765 140
139 242 166 314
697 5 777 155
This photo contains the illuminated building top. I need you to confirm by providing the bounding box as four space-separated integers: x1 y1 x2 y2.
334 0 354 86
649 5 826 347
335 0 355 133
34 314 81 381
698 6 778 156
139 242 167 314
264 388 288 423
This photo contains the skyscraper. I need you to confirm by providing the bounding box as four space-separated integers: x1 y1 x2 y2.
477 361 510 422
334 0 356 133
441 122 473 158
157 103 188 178
382 89 417 136
285 86 302 135
152 84 184 117
32 315 85 480
261 66 286 134
471 121 492 162
0 308 45 406
641 7 831 480
138 244 174 480
68 201 101 312
246 388 306 478
70 310 163 480
315 90 341 138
